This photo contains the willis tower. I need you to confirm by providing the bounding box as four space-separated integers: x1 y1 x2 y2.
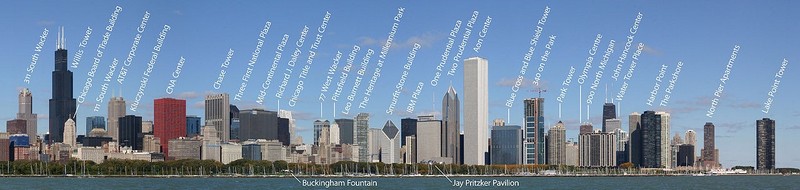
49 27 76 143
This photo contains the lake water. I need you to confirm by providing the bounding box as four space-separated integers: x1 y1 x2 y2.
0 176 797 189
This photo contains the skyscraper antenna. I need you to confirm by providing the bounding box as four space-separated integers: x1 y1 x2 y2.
605 84 608 103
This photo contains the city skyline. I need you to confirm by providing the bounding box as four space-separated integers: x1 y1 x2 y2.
1 1 798 168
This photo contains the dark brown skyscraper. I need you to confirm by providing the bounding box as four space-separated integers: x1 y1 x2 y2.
579 123 593 135
756 118 776 171
702 122 717 168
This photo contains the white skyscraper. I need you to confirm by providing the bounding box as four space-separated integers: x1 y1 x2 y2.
656 111 671 168
63 118 76 147
108 96 126 141
330 122 340 145
205 93 231 142
380 120 400 164
463 57 488 165
278 110 300 145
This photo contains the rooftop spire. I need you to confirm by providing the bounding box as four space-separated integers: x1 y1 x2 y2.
56 26 66 50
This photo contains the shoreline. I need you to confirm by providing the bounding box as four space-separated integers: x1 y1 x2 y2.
0 174 792 178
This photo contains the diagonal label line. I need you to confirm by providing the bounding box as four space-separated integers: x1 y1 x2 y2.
434 165 452 183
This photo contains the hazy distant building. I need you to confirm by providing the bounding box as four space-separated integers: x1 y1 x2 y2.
524 98 545 165
367 128 382 162
685 130 697 146
49 28 77 144
17 88 38 143
278 110 299 145
604 119 621 133
493 118 506 127
205 93 231 142
756 118 776 171
579 123 593 135
119 115 144 150
6 119 27 135
330 122 340 145
154 98 187 159
491 125 522 165
186 116 202 137
602 102 616 132
547 121 566 165
142 120 153 134
355 113 369 162
442 86 461 164
464 57 488 165
108 96 126 141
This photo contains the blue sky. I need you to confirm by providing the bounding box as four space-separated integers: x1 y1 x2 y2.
1 1 798 168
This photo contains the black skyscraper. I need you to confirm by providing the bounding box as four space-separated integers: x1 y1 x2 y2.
640 111 662 168
230 105 240 140
602 103 616 132
335 119 354 144
757 118 776 171
49 27 76 144
119 115 143 150
401 118 417 146
278 117 290 146
239 109 278 140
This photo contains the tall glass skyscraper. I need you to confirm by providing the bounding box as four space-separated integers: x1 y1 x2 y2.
602 103 616 132
186 116 202 137
524 98 545 165
442 85 460 164
86 116 106 133
49 27 76 143
356 113 370 162
491 125 522 165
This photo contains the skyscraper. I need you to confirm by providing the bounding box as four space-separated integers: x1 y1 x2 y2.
330 122 340 144
579 123 593 135
355 113 369 162
205 93 231 142
685 130 697 146
86 116 105 134
277 117 290 146
442 85 460 164
6 119 27 135
186 116 202 137
677 144 695 167
639 111 663 168
756 118 776 171
491 125 522 165
657 111 671 169
16 88 38 143
464 57 488 165
400 118 417 147
335 119 354 145
604 118 621 133
314 120 331 145
108 96 126 141
119 115 143 150
702 122 717 168
240 109 278 140
230 105 240 140
628 112 641 166
579 130 617 167
416 115 442 163
524 98 545 165
547 121 566 165
602 103 616 132
49 27 77 144
279 110 299 145
381 120 401 164
154 98 187 159
63 118 76 147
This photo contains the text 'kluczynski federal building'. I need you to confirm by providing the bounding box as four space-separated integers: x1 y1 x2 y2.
463 57 488 165
49 27 76 143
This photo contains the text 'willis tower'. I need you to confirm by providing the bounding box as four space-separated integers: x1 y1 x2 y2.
49 27 76 144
